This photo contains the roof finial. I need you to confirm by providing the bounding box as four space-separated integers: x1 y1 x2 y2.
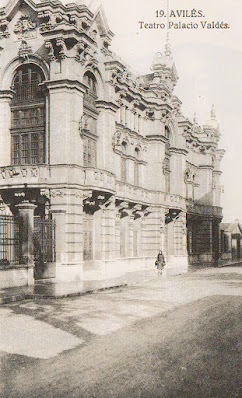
165 31 172 58
165 0 172 58
193 113 198 125
211 104 216 120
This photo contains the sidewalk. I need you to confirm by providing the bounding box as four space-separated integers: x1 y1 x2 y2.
0 269 158 305
1 260 241 305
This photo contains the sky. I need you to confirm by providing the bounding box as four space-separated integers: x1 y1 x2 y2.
2 0 241 222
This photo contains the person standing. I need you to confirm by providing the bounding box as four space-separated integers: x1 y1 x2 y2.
155 250 166 275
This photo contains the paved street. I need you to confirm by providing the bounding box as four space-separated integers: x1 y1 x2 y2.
0 267 241 397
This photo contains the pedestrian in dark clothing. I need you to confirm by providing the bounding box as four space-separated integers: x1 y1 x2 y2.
155 250 166 275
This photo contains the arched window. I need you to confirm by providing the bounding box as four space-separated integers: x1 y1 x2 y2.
10 64 45 165
83 71 97 108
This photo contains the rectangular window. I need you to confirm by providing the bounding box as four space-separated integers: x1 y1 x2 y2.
31 134 39 164
21 134 29 164
11 132 45 165
83 136 97 167
12 135 20 165
121 157 127 182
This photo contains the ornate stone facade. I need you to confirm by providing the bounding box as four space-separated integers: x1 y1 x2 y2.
0 0 224 285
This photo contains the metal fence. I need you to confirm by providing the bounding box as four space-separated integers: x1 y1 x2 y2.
34 217 56 264
0 215 21 266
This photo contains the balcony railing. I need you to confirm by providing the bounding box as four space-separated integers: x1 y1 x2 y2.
12 83 43 103
0 165 50 185
84 168 116 192
116 181 186 209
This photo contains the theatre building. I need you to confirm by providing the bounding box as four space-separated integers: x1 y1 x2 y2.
0 0 224 288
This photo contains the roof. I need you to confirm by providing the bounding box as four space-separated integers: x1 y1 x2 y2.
221 222 242 235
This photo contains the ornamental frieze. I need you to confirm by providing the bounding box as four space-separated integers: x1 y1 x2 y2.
112 130 147 157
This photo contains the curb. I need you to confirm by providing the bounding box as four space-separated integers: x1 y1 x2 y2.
0 283 128 305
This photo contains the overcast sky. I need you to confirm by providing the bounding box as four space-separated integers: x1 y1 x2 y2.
3 0 241 222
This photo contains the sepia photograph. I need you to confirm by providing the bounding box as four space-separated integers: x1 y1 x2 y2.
0 0 241 397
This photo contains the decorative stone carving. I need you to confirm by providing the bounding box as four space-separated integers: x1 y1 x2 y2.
45 40 55 61
76 43 98 67
56 38 67 60
51 190 66 198
82 190 93 201
163 157 170 175
0 166 39 180
0 19 10 39
14 15 37 40
40 189 50 200
75 40 85 61
184 166 197 183
38 11 57 32
18 40 33 62
112 130 122 150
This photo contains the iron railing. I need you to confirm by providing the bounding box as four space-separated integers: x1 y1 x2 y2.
0 215 21 266
12 82 43 103
34 217 56 264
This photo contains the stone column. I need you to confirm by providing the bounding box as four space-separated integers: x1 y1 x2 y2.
16 202 36 285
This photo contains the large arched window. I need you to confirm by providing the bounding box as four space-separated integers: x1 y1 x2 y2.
10 64 45 165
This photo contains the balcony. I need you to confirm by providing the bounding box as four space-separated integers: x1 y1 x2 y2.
0 165 50 187
84 168 116 193
11 83 44 104
116 181 186 209
186 201 223 218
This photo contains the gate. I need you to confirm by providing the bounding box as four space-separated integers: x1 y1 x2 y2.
0 215 21 266
34 216 56 279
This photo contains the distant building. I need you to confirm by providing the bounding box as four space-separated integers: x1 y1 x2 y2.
0 0 224 288
220 221 242 263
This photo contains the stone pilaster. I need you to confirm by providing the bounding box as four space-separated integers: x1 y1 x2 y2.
16 202 36 285
0 90 14 167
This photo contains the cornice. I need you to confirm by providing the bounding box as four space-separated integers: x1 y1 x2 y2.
145 135 168 144
169 147 188 156
0 89 14 100
115 122 148 143
95 100 119 112
199 165 214 170
212 170 222 175
40 79 87 94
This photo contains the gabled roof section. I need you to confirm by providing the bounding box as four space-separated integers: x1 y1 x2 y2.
93 5 114 39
